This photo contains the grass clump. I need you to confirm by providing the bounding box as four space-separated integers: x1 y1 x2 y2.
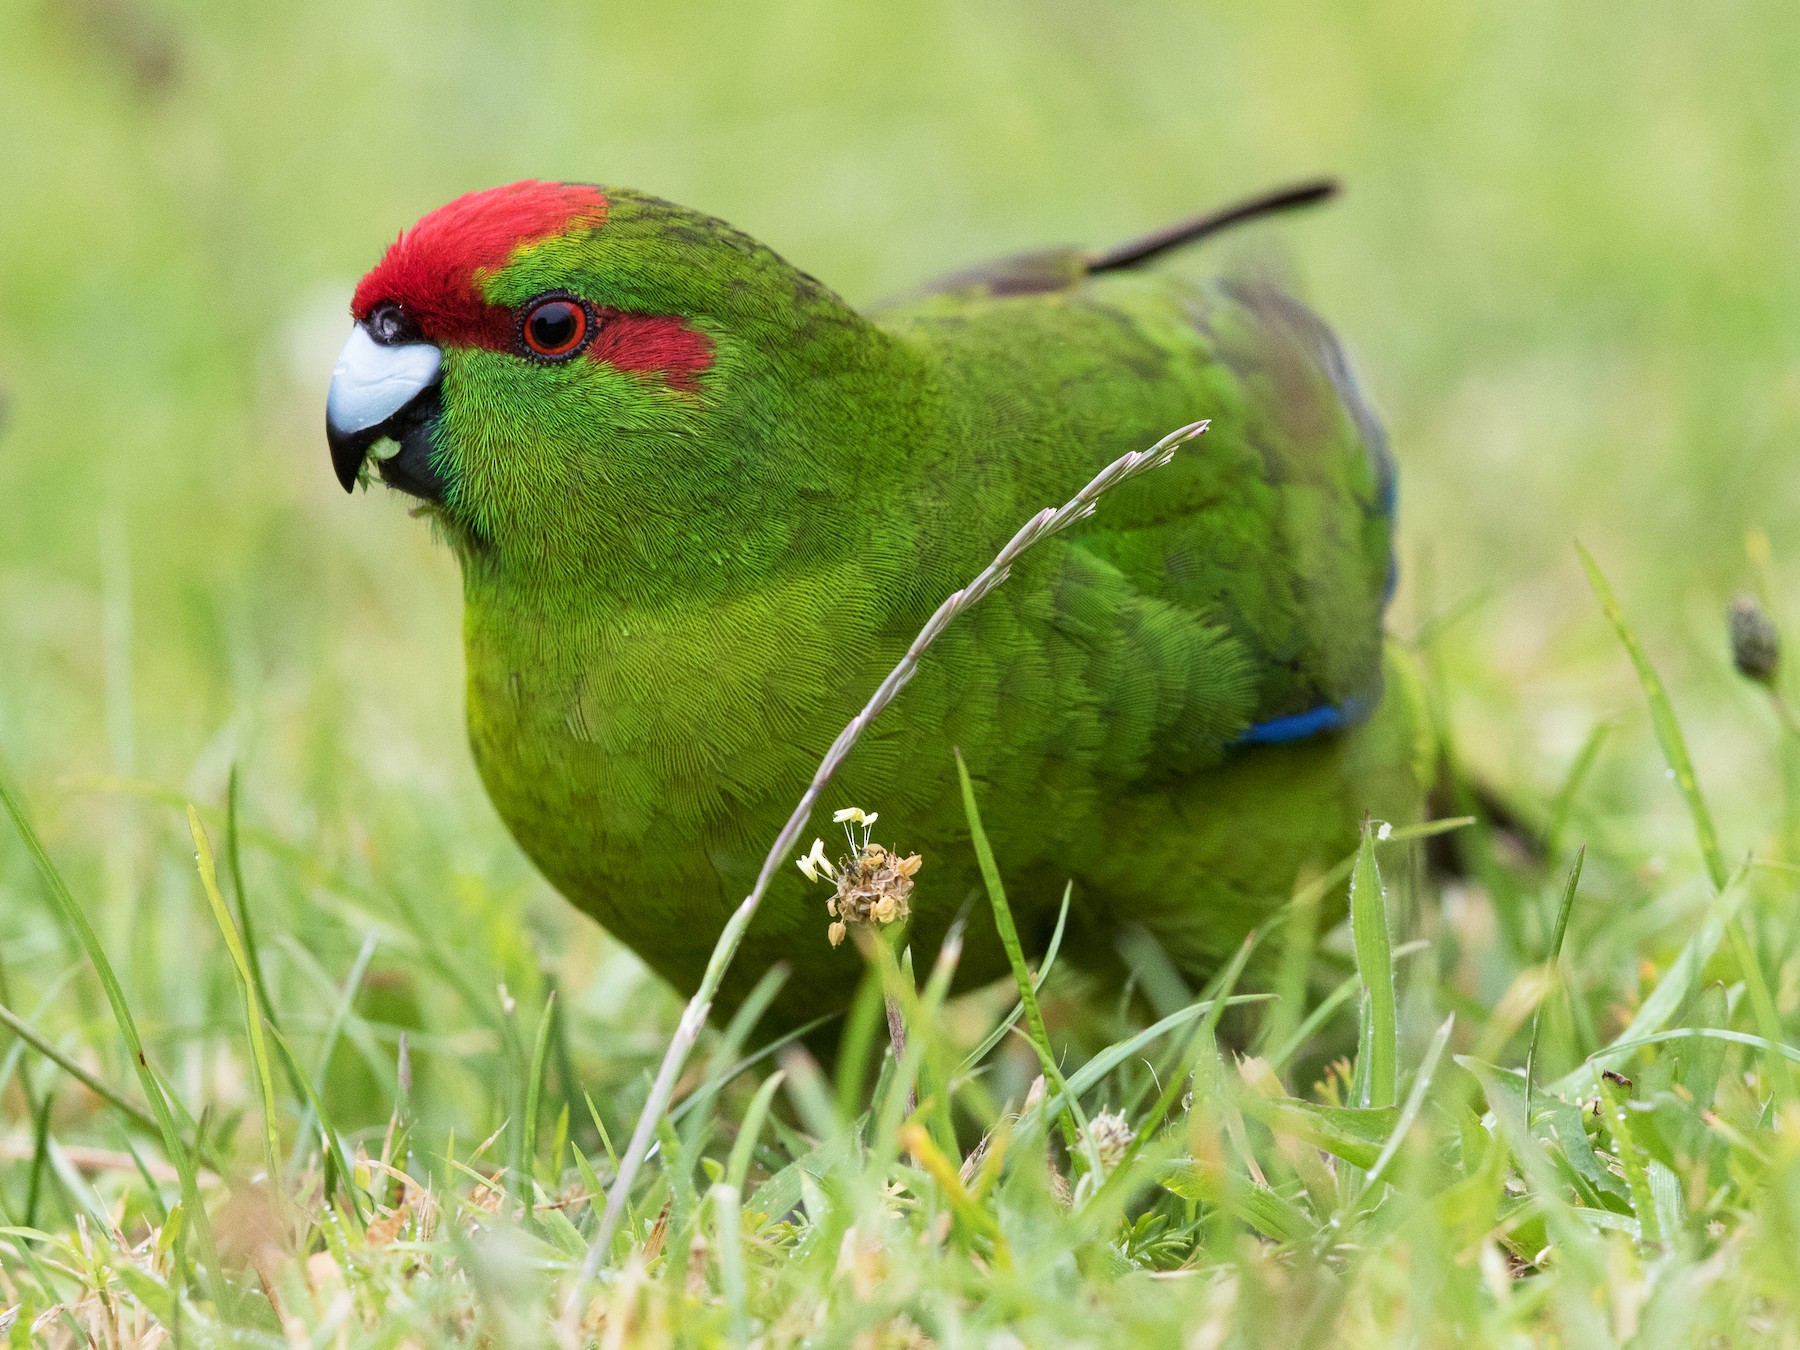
5 544 1800 1345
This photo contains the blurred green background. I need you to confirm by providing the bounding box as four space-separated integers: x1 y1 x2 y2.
3 0 1798 1132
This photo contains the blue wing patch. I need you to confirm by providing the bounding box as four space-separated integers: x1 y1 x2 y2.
1235 687 1378 747
1210 283 1398 754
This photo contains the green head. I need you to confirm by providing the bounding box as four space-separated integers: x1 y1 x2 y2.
326 181 892 589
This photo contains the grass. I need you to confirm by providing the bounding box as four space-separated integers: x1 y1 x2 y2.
9 1 1800 1343
6 479 1800 1345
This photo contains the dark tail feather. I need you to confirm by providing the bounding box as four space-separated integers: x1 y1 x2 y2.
1087 178 1341 274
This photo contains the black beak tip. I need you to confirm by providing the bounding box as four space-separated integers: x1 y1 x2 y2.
326 380 444 502
326 420 371 493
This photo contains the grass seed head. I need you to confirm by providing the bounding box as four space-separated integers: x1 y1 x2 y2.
1081 1108 1134 1173
1728 593 1781 686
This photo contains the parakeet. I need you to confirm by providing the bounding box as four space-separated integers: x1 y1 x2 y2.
325 178 1431 1029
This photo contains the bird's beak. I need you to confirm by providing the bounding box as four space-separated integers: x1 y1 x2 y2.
325 323 446 496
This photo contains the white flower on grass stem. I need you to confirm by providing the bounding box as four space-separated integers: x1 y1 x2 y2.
832 805 883 859
810 811 923 947
796 838 836 884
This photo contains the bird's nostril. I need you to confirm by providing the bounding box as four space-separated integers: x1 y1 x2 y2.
368 303 419 345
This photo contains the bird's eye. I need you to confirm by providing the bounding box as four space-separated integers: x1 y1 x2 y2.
366 303 417 345
520 296 592 360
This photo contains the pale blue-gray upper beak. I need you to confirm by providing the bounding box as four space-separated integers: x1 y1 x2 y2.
325 323 442 491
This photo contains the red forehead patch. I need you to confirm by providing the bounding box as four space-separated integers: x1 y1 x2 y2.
347 180 712 391
352 181 608 338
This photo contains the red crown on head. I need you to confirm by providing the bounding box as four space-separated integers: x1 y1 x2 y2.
352 181 609 344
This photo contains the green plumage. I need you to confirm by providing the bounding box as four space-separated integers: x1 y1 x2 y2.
346 184 1432 1028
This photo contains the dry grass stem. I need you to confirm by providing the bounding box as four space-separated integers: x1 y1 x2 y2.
571 420 1207 1304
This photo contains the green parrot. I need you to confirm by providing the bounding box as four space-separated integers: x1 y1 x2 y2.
325 179 1431 1029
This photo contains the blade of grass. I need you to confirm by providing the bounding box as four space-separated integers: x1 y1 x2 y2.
680 964 789 1149
1592 1026 1800 1067
1547 725 1611 859
1721 915 1793 1096
954 885 1072 1076
726 1070 788 1196
1094 935 1260 1211
1030 995 1272 1129
1578 542 1726 889
778 1044 844 1143
584 1092 620 1183
224 771 286 1052
1253 818 1468 1059
225 770 307 1112
1525 847 1584 1123
956 749 1096 1170
189 807 282 1191
914 927 974 1142
521 989 557 1221
0 998 161 1139
0 771 223 1305
1161 1159 1315 1245
906 938 972 1157
710 1182 748 1341
24 1087 54 1230
1549 862 1750 1097
1265 940 1431 1074
1461 1060 1612 1321
117 1126 169 1224
1349 820 1397 1109
897 1122 1009 1261
869 922 970 1168
266 1022 365 1225
1596 1076 1662 1249
668 1013 831 1126
1352 1013 1454 1207
1124 929 1261 1121
286 930 379 1172
569 1136 606 1220
835 965 887 1122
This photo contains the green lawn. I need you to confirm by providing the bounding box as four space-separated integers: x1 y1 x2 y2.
5 1 1800 1343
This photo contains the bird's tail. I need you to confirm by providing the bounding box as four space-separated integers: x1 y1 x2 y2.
1086 178 1340 274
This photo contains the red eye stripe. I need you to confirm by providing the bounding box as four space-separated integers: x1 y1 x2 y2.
585 311 714 391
